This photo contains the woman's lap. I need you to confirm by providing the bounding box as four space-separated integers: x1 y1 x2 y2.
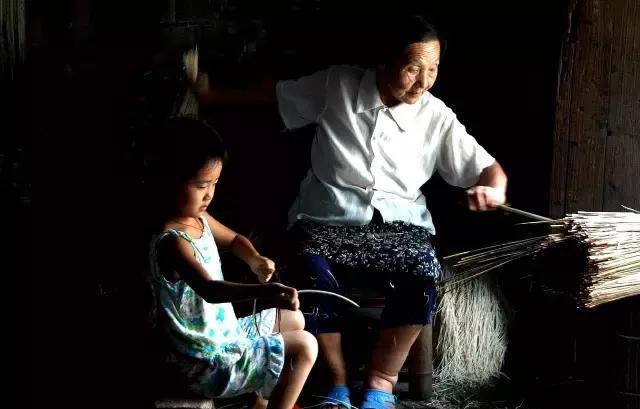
284 219 442 332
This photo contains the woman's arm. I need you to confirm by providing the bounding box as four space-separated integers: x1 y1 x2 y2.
204 212 276 283
159 235 297 309
185 49 330 131
184 49 276 105
191 74 276 105
466 161 508 211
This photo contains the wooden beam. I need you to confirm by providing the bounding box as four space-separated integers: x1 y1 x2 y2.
551 0 640 216
550 0 577 218
550 0 614 216
604 0 640 211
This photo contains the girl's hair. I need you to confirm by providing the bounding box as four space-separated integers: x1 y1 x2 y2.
152 119 227 183
143 119 227 226
377 15 445 66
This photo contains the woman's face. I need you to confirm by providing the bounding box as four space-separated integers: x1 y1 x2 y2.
380 40 441 106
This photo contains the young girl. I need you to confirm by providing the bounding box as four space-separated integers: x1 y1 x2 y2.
146 119 317 409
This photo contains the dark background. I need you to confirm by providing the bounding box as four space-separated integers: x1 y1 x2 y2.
4 1 575 407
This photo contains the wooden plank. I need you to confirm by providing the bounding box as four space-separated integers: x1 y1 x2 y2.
169 0 176 23
551 0 614 215
564 0 613 213
604 0 640 211
550 0 578 219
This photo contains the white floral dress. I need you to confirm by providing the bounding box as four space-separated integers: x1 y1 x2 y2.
150 217 285 398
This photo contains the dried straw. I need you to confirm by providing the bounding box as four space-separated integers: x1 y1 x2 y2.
434 208 640 390
175 47 200 119
566 211 640 308
434 232 563 386
0 0 25 80
435 273 509 386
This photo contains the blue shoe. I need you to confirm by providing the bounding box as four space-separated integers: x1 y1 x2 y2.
316 385 351 409
360 389 396 409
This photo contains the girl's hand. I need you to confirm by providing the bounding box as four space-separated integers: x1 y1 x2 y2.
262 283 300 311
466 185 506 211
249 255 276 283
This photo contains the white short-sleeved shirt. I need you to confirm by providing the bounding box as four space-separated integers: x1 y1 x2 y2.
276 65 495 234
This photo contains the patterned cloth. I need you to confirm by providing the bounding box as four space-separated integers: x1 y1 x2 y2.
290 219 443 281
286 218 441 332
150 217 285 398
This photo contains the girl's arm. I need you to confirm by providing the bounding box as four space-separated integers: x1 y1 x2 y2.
158 235 298 309
204 212 276 283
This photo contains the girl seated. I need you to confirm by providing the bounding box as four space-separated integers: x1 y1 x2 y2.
146 119 317 409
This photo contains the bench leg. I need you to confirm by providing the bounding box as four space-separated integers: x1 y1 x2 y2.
407 325 433 400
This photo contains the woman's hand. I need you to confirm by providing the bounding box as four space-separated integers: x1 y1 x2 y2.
466 185 506 211
261 283 300 311
183 48 211 96
183 49 199 84
468 161 508 211
249 255 276 283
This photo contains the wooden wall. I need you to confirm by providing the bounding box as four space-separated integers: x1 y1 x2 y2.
550 0 640 218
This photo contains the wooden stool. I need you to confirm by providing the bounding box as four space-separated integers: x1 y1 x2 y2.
154 398 215 409
154 394 252 409
407 325 434 400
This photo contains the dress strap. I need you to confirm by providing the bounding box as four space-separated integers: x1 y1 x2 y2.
198 215 212 238
157 229 205 260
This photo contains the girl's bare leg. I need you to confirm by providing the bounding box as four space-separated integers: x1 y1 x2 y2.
267 329 318 409
277 308 346 387
253 397 268 409
274 309 305 333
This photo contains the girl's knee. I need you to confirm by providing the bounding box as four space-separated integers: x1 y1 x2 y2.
287 310 304 331
277 309 306 332
293 310 306 331
299 330 318 362
285 330 318 362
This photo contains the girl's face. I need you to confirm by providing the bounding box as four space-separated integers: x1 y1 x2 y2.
176 160 223 218
380 40 441 106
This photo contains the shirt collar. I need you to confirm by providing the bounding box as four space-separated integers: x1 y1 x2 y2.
356 69 427 132
356 69 385 113
388 94 426 132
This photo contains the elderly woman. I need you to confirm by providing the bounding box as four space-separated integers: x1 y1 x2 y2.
190 15 507 409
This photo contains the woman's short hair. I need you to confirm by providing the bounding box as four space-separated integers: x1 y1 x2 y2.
378 15 445 66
